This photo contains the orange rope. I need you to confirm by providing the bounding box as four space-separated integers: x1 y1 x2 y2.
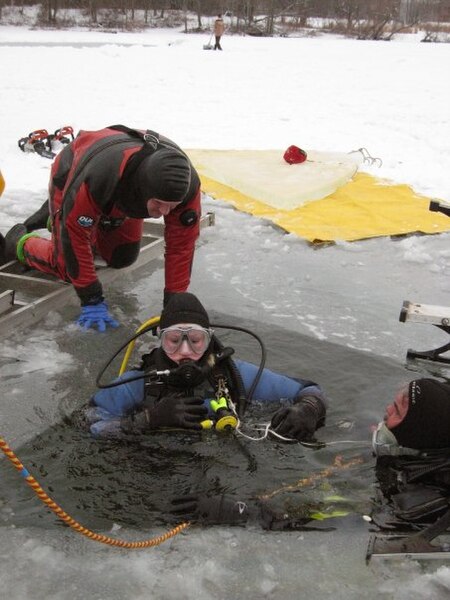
0 436 189 548
259 455 364 500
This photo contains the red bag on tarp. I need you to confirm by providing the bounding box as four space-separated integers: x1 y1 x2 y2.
283 145 307 164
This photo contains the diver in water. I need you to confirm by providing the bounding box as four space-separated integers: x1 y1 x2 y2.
84 292 327 444
79 291 328 530
171 376 450 531
369 377 450 555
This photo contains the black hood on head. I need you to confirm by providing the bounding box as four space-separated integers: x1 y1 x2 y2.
134 148 191 202
115 147 192 218
160 292 210 330
390 378 450 450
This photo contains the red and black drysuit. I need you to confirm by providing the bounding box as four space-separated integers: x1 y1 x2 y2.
22 126 201 305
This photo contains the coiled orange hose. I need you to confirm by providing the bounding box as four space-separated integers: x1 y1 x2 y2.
0 436 189 548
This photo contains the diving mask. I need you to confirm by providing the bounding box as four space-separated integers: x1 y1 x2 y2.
159 325 212 356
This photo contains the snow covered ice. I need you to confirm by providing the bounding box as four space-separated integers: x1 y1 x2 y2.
0 22 450 600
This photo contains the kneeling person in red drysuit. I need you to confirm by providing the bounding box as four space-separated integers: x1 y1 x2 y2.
0 125 201 332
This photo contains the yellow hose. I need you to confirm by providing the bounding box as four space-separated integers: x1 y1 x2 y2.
119 316 160 375
0 436 189 548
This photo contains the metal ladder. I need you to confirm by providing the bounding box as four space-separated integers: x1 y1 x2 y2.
399 300 450 365
0 213 215 339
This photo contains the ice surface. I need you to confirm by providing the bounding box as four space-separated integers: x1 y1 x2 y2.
0 23 449 600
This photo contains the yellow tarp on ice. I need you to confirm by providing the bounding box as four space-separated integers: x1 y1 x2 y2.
187 150 450 243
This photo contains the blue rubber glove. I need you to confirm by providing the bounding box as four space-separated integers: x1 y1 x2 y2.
76 301 119 332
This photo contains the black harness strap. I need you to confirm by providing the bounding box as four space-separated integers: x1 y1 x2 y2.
108 124 160 148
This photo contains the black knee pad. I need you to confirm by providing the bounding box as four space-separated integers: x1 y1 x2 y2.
108 241 140 269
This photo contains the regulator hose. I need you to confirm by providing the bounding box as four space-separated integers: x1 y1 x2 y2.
96 319 267 411
95 317 160 389
212 323 267 413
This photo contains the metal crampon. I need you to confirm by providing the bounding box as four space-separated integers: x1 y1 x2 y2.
350 147 383 167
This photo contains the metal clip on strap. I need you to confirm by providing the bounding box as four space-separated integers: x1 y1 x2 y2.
143 131 160 150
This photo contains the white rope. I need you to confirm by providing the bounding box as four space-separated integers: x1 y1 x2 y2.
229 402 370 447
235 420 370 447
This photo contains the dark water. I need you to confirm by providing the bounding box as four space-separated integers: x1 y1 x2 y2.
0 315 418 534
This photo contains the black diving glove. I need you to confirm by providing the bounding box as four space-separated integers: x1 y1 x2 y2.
270 395 326 442
257 500 333 532
170 494 252 525
122 393 208 432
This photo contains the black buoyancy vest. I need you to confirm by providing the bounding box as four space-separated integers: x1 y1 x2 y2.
139 345 242 412
377 454 450 491
374 454 450 525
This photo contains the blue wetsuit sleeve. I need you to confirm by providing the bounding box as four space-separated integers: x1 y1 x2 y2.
234 359 326 405
91 370 145 415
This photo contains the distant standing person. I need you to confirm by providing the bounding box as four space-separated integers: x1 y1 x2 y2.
214 14 225 50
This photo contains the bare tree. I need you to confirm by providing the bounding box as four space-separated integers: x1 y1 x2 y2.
47 0 58 23
266 0 275 33
2 0 449 33
88 0 98 24
336 0 362 31
193 0 203 30
420 0 450 41
357 0 422 40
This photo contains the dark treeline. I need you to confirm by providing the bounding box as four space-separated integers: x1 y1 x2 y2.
1 1 449 40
